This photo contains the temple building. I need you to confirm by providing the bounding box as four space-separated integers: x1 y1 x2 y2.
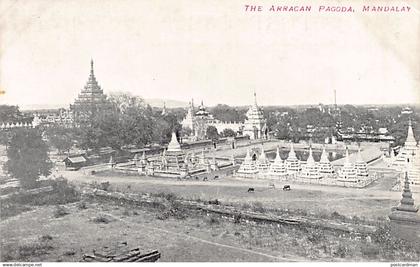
318 146 334 175
181 100 243 140
354 147 369 177
237 149 258 176
243 92 268 140
338 148 358 182
269 147 287 177
70 60 113 126
299 147 321 179
256 146 270 174
285 143 301 174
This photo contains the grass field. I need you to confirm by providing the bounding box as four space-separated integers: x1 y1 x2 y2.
63 169 408 221
2 193 418 262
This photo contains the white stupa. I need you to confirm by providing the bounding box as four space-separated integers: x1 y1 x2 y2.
318 146 334 174
285 142 301 174
256 146 270 173
300 147 321 179
338 148 358 182
354 147 368 177
237 148 258 175
269 146 287 177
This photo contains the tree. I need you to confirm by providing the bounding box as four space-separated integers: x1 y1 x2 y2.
0 105 22 122
4 129 52 188
45 126 74 154
210 104 247 123
222 128 236 137
206 126 219 141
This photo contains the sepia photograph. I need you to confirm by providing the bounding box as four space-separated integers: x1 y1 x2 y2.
0 0 419 265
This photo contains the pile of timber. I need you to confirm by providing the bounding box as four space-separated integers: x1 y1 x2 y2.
83 246 160 262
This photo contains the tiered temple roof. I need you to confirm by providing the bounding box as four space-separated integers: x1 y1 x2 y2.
269 147 287 176
318 146 334 174
338 148 357 181
243 92 267 140
71 60 113 125
285 143 301 174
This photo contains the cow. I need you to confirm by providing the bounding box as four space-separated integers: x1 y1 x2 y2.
283 185 291 191
269 183 275 189
203 177 208 181
247 187 255 193
213 175 219 180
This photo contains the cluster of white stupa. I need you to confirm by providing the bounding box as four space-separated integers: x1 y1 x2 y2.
0 122 33 130
237 143 369 182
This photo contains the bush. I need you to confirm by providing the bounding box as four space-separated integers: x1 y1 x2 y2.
360 243 380 259
207 215 220 225
54 205 69 218
334 244 348 258
92 214 112 224
307 229 325 244
100 182 110 191
77 201 88 210
330 211 346 221
251 202 265 213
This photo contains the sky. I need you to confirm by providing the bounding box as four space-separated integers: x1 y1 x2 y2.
0 0 419 108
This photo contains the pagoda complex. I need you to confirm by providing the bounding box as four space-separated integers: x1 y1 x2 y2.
243 92 268 140
318 146 334 175
71 60 113 126
285 143 301 174
388 172 420 245
269 147 287 178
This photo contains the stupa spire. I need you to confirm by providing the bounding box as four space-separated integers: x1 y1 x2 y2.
405 118 417 148
396 172 418 212
307 146 315 165
274 146 282 163
167 132 182 152
320 146 329 163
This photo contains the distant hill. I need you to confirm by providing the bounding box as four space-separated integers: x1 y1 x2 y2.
144 98 188 108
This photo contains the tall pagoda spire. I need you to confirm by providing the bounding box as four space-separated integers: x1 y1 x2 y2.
405 118 418 149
